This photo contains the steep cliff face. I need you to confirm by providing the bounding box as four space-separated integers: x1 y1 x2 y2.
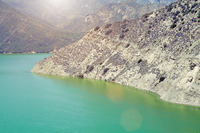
32 0 200 106
0 0 79 53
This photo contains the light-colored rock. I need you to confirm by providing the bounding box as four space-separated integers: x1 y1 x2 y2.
32 0 200 106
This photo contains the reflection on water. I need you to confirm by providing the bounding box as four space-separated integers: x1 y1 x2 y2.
36 74 200 132
37 74 200 109
2 54 200 133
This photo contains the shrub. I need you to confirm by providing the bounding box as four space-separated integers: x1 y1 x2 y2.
124 29 129 33
190 63 196 70
125 44 130 48
174 18 179 23
105 24 112 28
180 17 184 21
192 18 197 22
181 6 185 11
138 59 142 64
172 11 180 17
170 23 177 29
105 30 112 35
142 12 153 18
94 26 100 31
198 12 200 18
119 34 125 39
121 24 127 29
103 68 109 75
191 10 195 14
122 29 129 33
163 43 167 48
77 74 84 78
85 65 94 73
191 3 198 9
183 9 191 16
167 4 173 12
175 11 180 16
123 19 128 23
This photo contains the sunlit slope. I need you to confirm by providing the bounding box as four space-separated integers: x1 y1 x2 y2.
3 0 177 33
65 1 164 33
32 0 200 106
0 0 78 53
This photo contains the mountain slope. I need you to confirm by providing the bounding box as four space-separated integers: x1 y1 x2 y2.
0 0 78 53
3 0 176 33
32 0 200 106
2 0 126 28
134 0 176 5
65 1 163 33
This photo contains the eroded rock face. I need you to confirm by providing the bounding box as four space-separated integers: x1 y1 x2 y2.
32 0 200 106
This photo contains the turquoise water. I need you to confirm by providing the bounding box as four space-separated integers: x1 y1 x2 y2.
0 54 200 133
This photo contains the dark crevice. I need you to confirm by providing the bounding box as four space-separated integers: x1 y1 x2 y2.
138 59 143 64
159 77 166 83
77 74 84 78
103 68 109 75
85 65 94 73
190 63 196 70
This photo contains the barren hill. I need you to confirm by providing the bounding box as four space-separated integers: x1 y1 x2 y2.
32 0 200 106
3 0 176 33
66 1 164 33
0 0 79 53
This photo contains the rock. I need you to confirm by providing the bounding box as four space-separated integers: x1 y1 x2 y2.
32 0 200 106
188 76 193 82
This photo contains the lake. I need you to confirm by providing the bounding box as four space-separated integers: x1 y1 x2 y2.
0 54 200 133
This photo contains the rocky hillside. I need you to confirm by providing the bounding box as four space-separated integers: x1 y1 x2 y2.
68 0 163 33
0 0 79 53
3 0 176 33
2 0 127 29
32 0 200 106
134 0 176 5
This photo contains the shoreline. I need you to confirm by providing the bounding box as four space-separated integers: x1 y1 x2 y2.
0 50 57 55
0 53 52 55
33 72 200 108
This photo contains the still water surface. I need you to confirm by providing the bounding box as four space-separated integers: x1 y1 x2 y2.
0 54 200 133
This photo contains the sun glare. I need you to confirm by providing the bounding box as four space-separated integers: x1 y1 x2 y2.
48 0 65 7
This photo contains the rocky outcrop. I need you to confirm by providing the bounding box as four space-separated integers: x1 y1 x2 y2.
32 0 200 106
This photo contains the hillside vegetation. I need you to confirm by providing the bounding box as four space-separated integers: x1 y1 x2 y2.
66 0 164 33
32 0 200 106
